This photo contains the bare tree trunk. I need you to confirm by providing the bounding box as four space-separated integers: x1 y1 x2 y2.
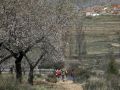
15 60 22 83
24 52 46 85
0 67 2 75
28 66 34 85
15 52 23 83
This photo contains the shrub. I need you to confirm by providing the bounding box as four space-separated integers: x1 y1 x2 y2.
53 61 64 69
35 74 42 78
106 75 120 90
84 77 107 90
67 64 90 83
85 16 93 19
0 75 36 90
107 59 119 75
46 74 57 83
84 76 120 90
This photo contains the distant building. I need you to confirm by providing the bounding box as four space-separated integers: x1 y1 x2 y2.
85 11 100 16
111 4 120 14
84 7 94 16
102 7 111 14
83 4 120 16
83 5 104 16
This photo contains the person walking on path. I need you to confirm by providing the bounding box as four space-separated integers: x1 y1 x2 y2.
55 69 62 81
61 69 65 82
61 69 68 81
71 69 75 82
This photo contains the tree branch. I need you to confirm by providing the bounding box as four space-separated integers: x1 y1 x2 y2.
0 54 13 64
23 53 32 66
33 52 47 68
0 42 3 47
42 38 58 53
2 45 17 58
23 51 46 69
24 36 45 53
0 36 45 65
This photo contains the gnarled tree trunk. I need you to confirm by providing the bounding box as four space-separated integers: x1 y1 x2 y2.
0 67 2 75
28 66 34 85
15 52 23 83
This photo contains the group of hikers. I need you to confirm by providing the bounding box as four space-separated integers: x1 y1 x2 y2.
55 69 67 81
55 68 75 82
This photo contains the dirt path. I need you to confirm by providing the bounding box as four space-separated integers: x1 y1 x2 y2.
56 80 83 90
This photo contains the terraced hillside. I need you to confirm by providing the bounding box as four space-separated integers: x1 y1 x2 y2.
64 15 120 57
84 15 120 54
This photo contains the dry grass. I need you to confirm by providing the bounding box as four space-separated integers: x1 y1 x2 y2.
0 74 66 90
